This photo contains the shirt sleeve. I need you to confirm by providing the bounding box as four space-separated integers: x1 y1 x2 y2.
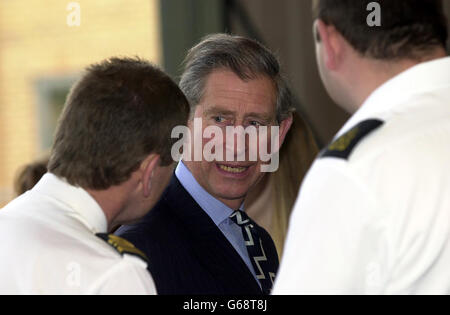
273 160 385 295
87 255 157 295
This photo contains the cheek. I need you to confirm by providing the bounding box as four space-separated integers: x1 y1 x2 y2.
255 129 276 158
203 160 217 176
316 46 329 81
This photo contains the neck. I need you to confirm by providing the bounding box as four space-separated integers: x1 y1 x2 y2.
217 196 245 210
87 186 129 232
347 48 447 113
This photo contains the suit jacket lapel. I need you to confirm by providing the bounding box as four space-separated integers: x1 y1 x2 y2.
164 175 262 294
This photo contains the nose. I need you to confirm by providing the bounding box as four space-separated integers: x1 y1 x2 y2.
224 125 255 162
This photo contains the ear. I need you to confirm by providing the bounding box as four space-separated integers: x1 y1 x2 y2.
278 114 293 148
315 19 341 71
140 154 160 198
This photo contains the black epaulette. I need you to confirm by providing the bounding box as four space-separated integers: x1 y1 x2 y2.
320 119 384 160
96 233 148 263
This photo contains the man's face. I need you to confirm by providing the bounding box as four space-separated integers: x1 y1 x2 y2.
184 69 278 208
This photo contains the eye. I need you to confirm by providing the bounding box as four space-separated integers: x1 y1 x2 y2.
249 121 263 127
214 116 225 123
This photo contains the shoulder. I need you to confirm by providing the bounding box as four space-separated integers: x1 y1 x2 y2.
72 232 156 293
301 110 450 210
98 263 157 295
71 233 155 294
0 193 156 294
321 99 450 166
320 119 384 161
86 248 157 294
95 233 149 264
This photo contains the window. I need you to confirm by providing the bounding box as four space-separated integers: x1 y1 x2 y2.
34 76 78 151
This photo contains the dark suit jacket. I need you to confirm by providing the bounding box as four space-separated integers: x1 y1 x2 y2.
116 175 279 295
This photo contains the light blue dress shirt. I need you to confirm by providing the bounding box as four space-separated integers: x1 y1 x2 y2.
175 161 259 283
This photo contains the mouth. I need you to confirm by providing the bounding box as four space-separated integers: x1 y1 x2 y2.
218 165 248 174
216 163 253 177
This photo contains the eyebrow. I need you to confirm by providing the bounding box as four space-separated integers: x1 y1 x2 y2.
204 107 274 121
203 107 235 117
245 112 275 122
203 106 275 122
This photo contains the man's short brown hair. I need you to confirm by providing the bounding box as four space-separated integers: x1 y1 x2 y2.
48 57 190 190
179 34 294 122
313 0 448 60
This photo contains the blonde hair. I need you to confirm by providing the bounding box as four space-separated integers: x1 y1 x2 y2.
270 112 319 255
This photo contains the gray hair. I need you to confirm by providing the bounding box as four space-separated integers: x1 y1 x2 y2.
179 33 295 122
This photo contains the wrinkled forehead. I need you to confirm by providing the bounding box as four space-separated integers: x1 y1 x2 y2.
199 69 277 116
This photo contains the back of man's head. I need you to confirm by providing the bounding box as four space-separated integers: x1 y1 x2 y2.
313 0 448 112
48 57 190 190
313 0 448 60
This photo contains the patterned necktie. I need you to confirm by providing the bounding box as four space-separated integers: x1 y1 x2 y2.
229 210 277 294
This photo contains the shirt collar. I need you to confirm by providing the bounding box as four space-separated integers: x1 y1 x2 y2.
336 56 450 138
32 173 108 234
175 161 243 226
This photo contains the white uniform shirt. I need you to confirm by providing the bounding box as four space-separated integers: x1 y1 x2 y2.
0 174 156 295
274 57 450 295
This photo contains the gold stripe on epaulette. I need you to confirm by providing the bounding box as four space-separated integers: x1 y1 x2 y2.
106 234 148 261
328 127 359 152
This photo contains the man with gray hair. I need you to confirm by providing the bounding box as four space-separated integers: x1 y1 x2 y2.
117 34 294 294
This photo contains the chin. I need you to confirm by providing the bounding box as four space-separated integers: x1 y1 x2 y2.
216 189 248 201
210 179 256 203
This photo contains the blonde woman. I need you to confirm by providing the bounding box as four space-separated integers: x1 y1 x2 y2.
246 111 319 257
